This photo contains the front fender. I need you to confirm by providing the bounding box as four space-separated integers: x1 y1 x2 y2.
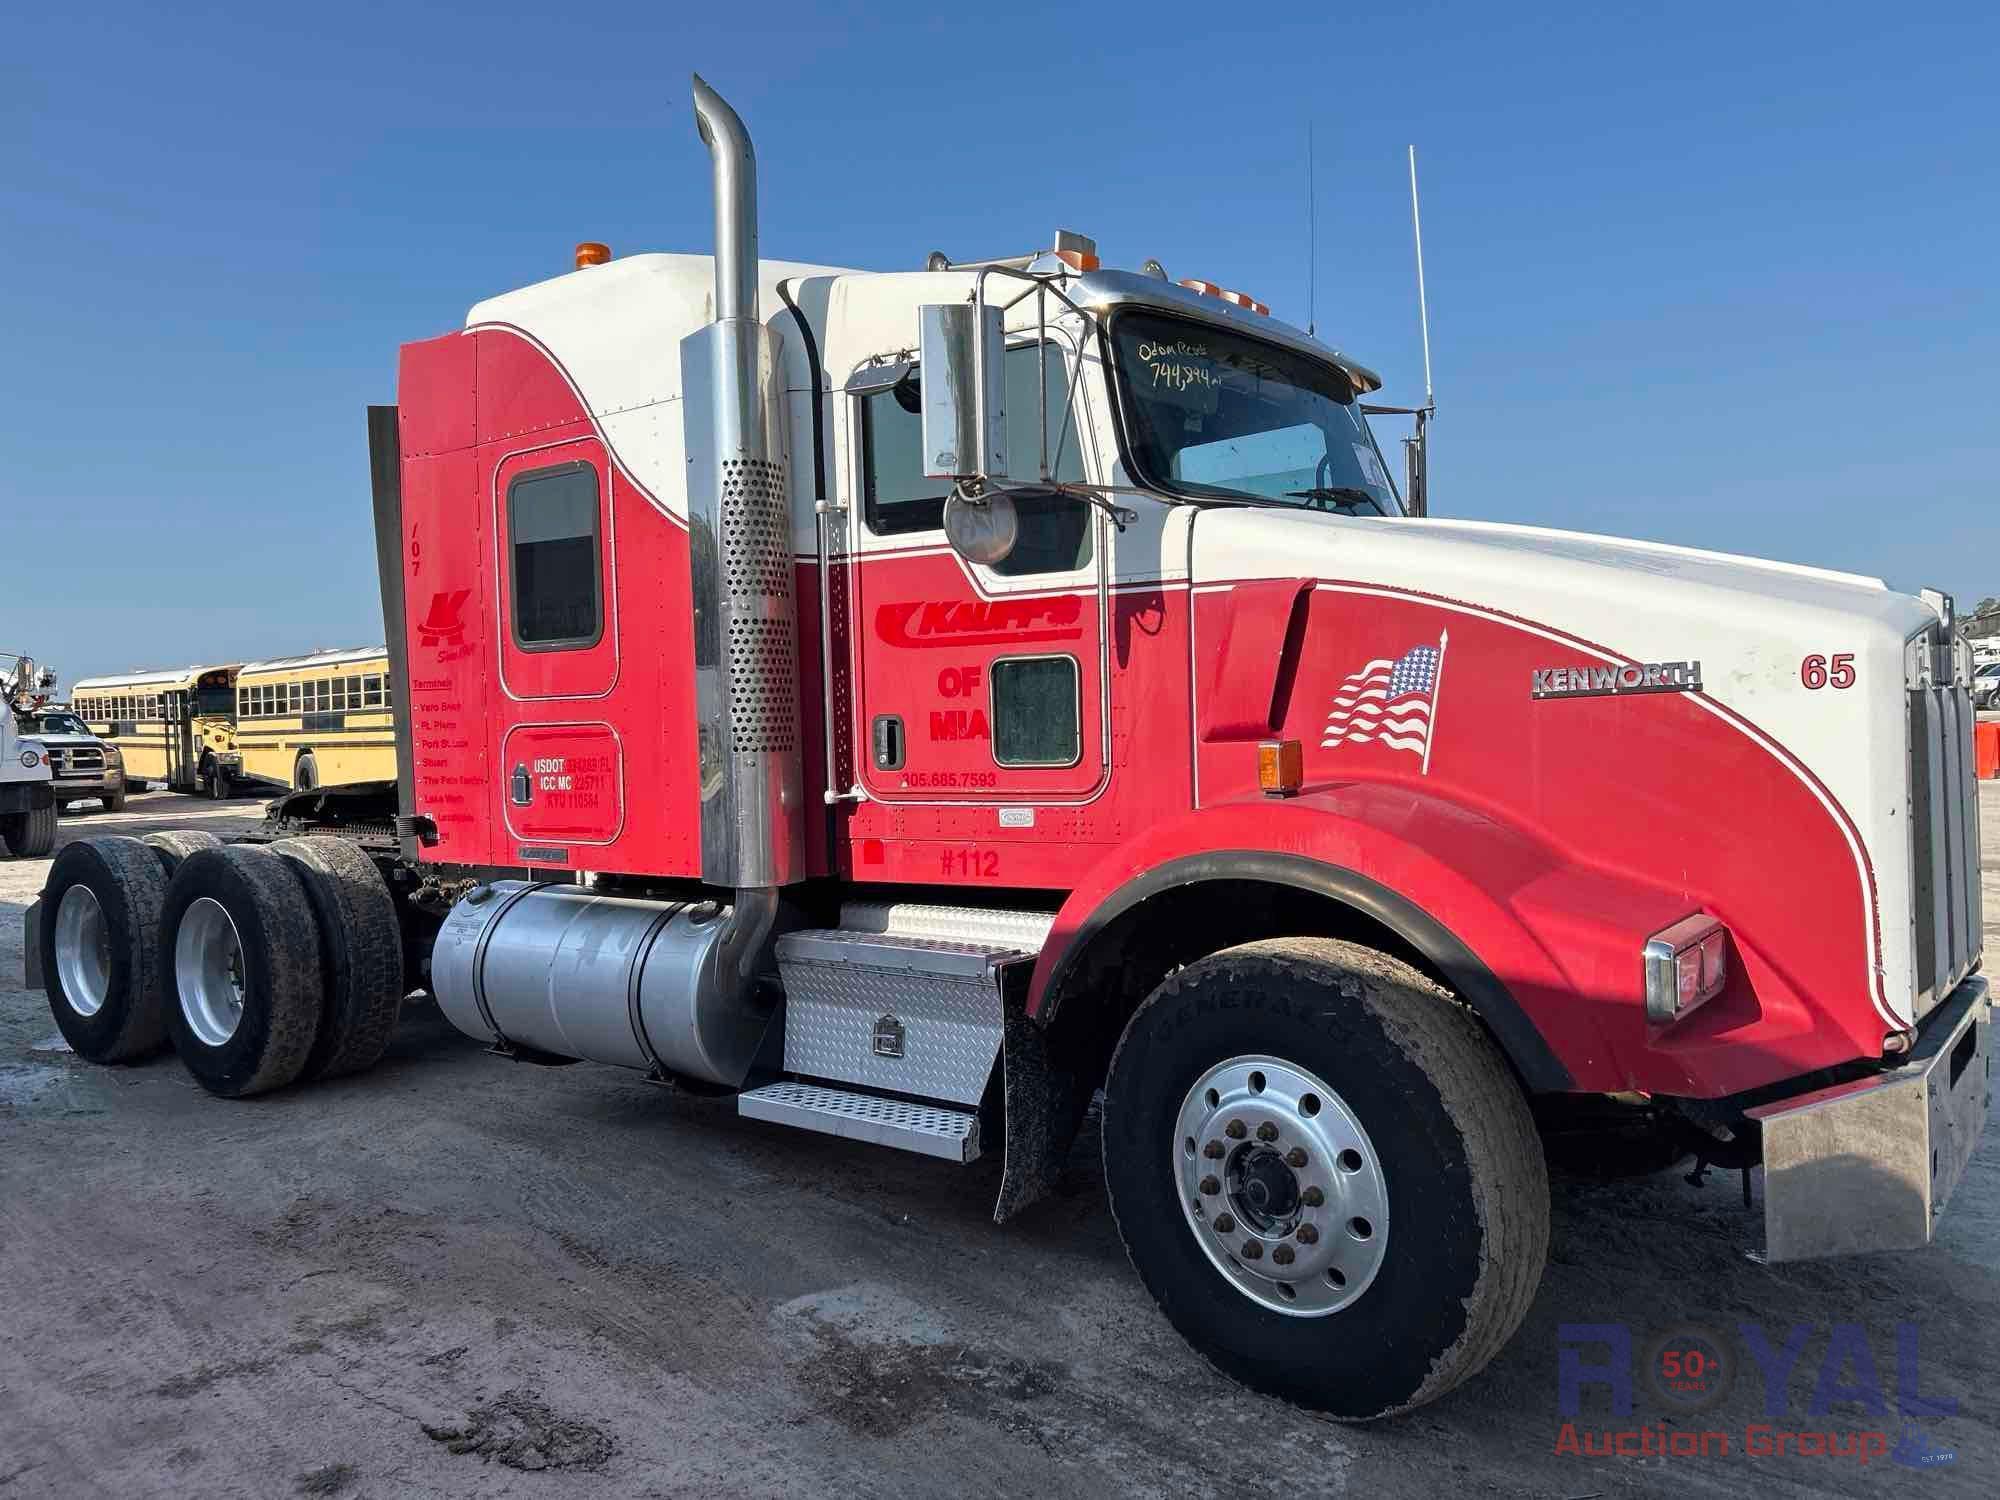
1030 782 1843 1097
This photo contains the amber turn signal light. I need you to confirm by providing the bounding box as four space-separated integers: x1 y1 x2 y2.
575 241 612 269
1257 739 1303 797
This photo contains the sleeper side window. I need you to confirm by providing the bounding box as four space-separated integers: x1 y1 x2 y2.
508 460 604 650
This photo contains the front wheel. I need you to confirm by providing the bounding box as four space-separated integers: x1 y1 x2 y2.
2 801 59 857
292 752 318 792
1102 937 1549 1420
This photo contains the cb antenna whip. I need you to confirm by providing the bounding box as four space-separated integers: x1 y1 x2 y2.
1408 144 1434 411
1306 122 1317 337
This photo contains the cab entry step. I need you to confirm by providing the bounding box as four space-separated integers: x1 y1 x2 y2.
737 1081 981 1163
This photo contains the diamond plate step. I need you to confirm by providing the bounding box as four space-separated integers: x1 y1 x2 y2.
737 1081 981 1163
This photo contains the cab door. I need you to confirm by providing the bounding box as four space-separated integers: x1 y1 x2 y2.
844 339 1107 805
490 438 625 850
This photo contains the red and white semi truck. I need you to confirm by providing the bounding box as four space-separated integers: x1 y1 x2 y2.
29 78 1990 1418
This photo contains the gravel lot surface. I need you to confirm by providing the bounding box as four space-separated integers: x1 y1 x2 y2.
1 785 1995 1498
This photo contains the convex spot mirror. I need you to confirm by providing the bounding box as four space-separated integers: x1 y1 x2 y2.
943 487 1018 565
919 303 1007 480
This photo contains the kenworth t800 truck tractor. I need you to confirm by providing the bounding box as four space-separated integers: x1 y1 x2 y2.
28 78 1987 1419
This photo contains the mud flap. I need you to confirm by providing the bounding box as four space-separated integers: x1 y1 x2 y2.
23 898 42 990
993 992 1095 1224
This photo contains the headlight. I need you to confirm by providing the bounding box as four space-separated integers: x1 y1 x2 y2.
19 749 40 768
103 745 122 763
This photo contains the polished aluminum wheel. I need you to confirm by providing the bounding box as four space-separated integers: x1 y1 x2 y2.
175 896 247 1047
1175 1055 1389 1316
53 884 112 1018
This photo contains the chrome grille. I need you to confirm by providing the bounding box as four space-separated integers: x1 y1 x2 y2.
1908 622 1982 1019
51 746 104 774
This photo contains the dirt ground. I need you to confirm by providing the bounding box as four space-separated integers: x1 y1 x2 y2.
1 785 1996 1499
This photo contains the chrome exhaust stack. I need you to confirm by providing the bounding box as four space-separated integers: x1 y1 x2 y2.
682 74 803 892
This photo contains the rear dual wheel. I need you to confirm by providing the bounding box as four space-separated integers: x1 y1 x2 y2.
1103 937 1549 1420
162 847 323 1097
40 837 170 1060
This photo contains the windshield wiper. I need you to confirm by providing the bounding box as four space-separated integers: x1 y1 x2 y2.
1285 486 1382 513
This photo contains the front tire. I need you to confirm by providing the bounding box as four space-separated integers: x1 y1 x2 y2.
160 846 325 1097
1102 937 1549 1420
292 752 319 792
3 801 59 857
103 788 127 813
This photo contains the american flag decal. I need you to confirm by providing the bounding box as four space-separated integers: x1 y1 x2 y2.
1320 629 1450 775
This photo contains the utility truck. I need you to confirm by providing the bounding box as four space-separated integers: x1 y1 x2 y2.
28 78 1990 1418
2 656 58 856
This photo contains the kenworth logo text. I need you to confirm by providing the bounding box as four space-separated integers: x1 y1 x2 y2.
1532 659 1702 700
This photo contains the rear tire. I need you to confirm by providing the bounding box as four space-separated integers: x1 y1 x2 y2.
293 753 319 792
38 836 171 1061
160 846 325 1097
4 801 59 857
1102 937 1549 1420
272 837 404 1080
143 829 223 876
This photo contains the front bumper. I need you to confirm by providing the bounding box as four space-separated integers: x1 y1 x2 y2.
52 771 123 797
1750 974 1991 1261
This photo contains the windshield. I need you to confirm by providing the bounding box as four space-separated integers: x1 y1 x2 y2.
1110 311 1401 515
196 684 235 716
23 712 89 736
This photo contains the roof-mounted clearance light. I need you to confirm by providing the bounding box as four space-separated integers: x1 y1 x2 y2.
1177 277 1269 316
575 241 612 269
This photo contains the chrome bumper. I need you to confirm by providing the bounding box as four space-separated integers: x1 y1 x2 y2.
1750 974 1990 1261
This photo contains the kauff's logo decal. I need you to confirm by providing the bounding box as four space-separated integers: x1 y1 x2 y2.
1322 631 1448 776
1533 659 1702 699
875 596 1083 649
417 588 475 661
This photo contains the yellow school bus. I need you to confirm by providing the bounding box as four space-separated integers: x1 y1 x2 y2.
72 664 242 796
233 646 397 790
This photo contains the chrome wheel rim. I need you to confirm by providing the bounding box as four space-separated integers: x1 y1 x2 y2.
1174 1055 1389 1317
175 897 247 1046
54 884 112 1018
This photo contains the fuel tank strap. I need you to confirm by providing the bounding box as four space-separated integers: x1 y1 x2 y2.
626 902 686 1076
466 881 544 1047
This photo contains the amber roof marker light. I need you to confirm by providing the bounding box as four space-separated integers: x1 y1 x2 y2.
575 242 612 269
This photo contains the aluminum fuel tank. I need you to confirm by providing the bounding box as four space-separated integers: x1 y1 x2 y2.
431 881 774 1087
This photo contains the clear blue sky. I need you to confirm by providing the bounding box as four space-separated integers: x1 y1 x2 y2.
4 2 1994 686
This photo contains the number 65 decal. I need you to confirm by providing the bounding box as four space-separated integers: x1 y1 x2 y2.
1801 653 1855 689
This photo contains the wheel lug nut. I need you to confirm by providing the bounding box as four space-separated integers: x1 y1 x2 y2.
1301 1186 1324 1207
1256 1122 1279 1143
1271 1244 1295 1266
1225 1120 1247 1140
1240 1241 1263 1261
1213 1213 1236 1233
1295 1223 1319 1245
1285 1147 1308 1169
1203 1140 1227 1159
1199 1175 1221 1196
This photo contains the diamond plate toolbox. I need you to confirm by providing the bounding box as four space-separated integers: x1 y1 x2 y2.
775 929 1031 1105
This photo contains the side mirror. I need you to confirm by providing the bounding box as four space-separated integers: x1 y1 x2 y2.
918 303 1007 480
943 488 1018 565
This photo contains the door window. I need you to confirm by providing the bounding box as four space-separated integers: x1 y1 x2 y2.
991 655 1081 767
858 344 1092 576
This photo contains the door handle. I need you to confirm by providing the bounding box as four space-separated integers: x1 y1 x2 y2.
871 715 905 772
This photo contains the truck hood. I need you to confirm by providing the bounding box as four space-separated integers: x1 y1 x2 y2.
31 734 105 750
1191 506 1949 1025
